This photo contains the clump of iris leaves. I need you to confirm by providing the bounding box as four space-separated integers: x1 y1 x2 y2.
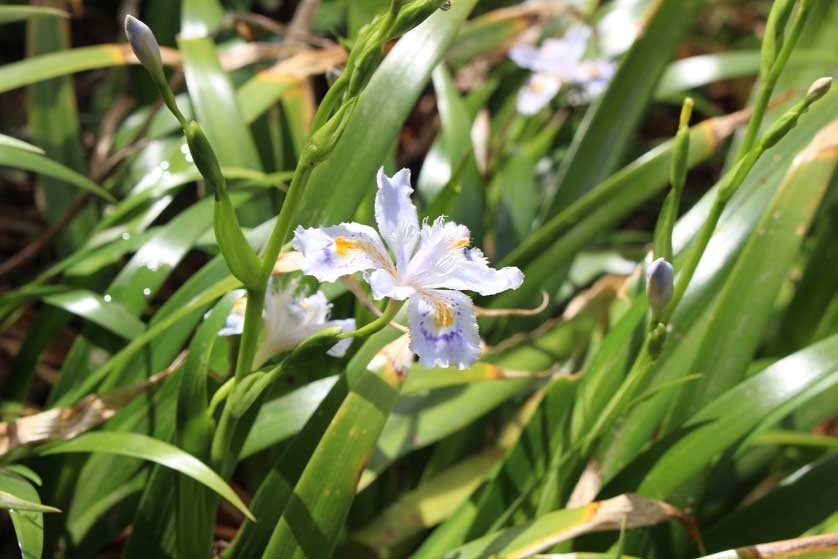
0 1 837 559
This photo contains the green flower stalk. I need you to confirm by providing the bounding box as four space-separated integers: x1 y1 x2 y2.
665 76 831 323
653 97 693 264
581 76 831 458
125 15 265 382
737 0 814 159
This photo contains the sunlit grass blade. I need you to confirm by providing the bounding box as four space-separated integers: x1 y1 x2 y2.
353 386 546 553
444 494 693 559
0 5 67 24
622 334 838 501
37 432 254 521
663 118 838 428
598 91 838 482
262 334 410 558
0 468 59 558
702 455 838 553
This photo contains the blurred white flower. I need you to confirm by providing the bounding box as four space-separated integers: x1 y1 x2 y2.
293 168 524 370
510 27 615 114
219 279 355 366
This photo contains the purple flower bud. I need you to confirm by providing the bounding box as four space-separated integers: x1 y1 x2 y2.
646 257 674 317
124 15 164 82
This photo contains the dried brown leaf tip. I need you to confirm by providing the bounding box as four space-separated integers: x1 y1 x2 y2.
794 120 838 165
732 534 838 558
0 363 176 455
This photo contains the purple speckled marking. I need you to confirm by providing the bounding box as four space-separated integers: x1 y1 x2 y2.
321 243 333 265
463 247 474 261
419 314 463 346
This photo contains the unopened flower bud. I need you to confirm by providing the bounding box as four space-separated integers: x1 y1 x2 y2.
759 0 795 79
761 77 831 152
390 0 449 38
125 15 187 125
125 16 165 83
806 76 832 104
646 258 674 318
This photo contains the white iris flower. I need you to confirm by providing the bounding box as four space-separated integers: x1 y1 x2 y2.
292 168 524 370
510 27 615 115
219 278 355 366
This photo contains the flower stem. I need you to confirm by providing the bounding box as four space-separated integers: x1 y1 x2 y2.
580 323 667 457
735 0 813 159
259 165 314 279
340 299 404 340
234 287 266 382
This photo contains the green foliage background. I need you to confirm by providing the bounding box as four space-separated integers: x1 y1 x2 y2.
0 0 836 558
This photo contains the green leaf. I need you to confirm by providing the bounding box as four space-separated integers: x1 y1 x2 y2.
749 430 838 450
51 274 240 407
47 193 246 404
493 117 563 260
227 324 403 559
599 88 838 482
0 133 44 154
417 64 483 234
703 455 838 553
240 376 338 459
0 490 61 513
370 317 589 489
0 5 67 24
37 432 255 521
353 387 547 552
0 145 114 202
0 470 54 558
655 50 838 99
262 333 408 558
1 44 132 94
42 290 146 340
177 38 262 171
415 374 578 557
664 119 838 426
175 293 240 559
492 108 746 313
634 333 838 500
444 494 689 559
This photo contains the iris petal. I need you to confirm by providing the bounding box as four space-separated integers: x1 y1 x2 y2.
375 167 419 270
218 296 247 336
517 73 561 115
432 246 524 296
325 318 356 357
406 218 523 296
407 289 480 370
366 269 416 301
292 222 395 283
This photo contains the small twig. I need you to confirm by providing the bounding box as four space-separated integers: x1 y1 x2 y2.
226 11 334 49
289 0 320 41
475 291 549 317
0 195 89 277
